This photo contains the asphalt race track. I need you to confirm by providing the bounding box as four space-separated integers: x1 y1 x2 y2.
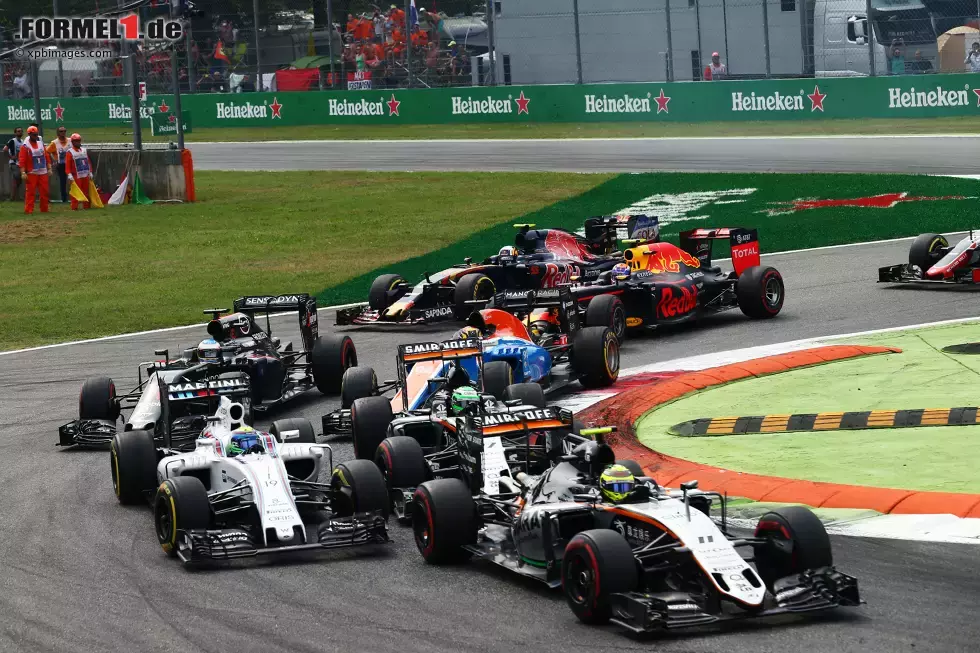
2 236 980 652
188 136 980 174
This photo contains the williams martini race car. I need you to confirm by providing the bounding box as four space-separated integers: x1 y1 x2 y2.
878 231 980 285
335 217 651 327
399 422 860 633
110 388 389 566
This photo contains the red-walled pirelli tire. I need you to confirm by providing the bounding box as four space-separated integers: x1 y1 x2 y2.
369 273 408 311
908 233 948 277
154 476 211 557
79 376 119 420
585 294 627 342
753 505 833 592
736 266 784 319
412 479 476 563
562 529 639 624
311 334 357 395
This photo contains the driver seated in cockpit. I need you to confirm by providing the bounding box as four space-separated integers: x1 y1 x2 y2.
592 262 631 287
227 426 265 456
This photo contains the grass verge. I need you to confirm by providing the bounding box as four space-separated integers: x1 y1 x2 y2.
0 170 606 350
635 321 980 494
77 116 980 143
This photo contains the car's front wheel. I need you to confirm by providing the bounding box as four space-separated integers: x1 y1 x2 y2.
562 529 638 624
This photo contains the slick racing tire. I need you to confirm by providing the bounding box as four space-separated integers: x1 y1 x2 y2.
331 458 390 519
482 361 514 400
311 334 357 395
377 436 429 520
341 366 379 409
753 505 833 591
503 382 546 408
585 294 627 342
562 529 639 624
110 429 157 505
908 232 948 278
369 273 407 311
154 476 212 557
270 417 316 444
736 266 784 319
453 273 496 319
351 396 393 460
79 376 119 420
413 479 477 563
571 326 620 389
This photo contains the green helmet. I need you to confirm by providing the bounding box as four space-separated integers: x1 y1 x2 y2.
451 385 480 414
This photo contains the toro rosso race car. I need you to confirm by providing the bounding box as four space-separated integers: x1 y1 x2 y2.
335 217 648 326
110 388 389 566
879 231 980 285
398 423 860 634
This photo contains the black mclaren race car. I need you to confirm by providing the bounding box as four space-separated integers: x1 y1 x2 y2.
386 421 860 634
879 231 980 285
335 216 656 327
59 294 356 447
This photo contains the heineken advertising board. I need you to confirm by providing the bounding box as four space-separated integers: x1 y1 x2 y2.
4 74 980 129
150 111 192 136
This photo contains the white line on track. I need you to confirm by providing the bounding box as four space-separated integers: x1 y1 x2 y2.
181 134 980 145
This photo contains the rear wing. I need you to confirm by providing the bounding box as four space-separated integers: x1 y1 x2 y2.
488 287 582 334
395 337 484 412
584 214 660 243
155 363 251 448
232 293 318 352
678 227 761 276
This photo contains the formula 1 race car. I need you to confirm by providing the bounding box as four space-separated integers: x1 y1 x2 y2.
878 231 980 285
321 336 545 459
401 423 861 634
565 224 785 337
109 389 389 566
335 217 650 327
59 294 355 448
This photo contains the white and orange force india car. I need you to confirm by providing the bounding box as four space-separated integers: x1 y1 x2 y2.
110 390 389 566
408 425 860 634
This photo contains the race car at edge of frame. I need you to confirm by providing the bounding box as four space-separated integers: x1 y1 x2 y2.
878 231 980 285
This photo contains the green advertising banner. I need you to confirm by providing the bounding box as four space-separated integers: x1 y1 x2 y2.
3 73 980 131
150 110 192 136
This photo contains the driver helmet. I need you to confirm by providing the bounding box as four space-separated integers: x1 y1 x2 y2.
612 262 631 279
228 427 262 456
457 325 482 340
450 385 480 415
498 245 518 258
599 464 635 503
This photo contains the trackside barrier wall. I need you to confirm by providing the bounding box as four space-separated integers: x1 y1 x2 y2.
3 74 980 129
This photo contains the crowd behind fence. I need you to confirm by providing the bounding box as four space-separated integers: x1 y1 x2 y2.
3 0 980 101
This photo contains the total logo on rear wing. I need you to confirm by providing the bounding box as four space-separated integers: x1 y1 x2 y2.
679 227 761 276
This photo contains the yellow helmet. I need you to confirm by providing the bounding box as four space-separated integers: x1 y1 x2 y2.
599 464 635 503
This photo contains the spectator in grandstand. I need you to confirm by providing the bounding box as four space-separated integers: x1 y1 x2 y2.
411 24 429 51
706 52 726 80
69 77 83 98
346 14 357 37
889 39 906 75
390 4 406 29
46 126 71 204
4 127 24 202
374 10 385 42
363 42 382 70
966 41 980 73
12 69 31 99
86 77 100 97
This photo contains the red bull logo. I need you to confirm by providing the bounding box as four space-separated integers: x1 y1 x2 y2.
634 244 701 274
657 285 698 319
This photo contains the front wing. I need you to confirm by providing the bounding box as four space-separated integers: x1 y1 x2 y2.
878 263 980 285
58 419 116 447
609 567 860 634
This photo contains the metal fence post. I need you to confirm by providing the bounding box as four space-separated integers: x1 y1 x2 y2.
171 2 185 150
695 0 702 78
253 0 263 91
119 0 141 149
405 0 413 88
762 0 771 78
665 0 674 81
186 23 196 92
572 0 583 84
722 0 730 75
54 0 65 96
487 0 497 85
30 61 43 139
866 0 875 76
326 0 336 89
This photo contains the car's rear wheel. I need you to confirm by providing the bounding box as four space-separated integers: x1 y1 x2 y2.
110 429 157 505
340 366 378 409
413 479 476 563
369 273 408 311
753 506 833 591
269 417 316 444
571 326 619 389
80 376 119 420
453 273 495 319
331 459 390 519
585 294 627 342
908 233 949 277
736 266 784 319
154 476 212 557
562 529 638 624
351 396 393 459
311 334 357 394
377 436 429 520
502 382 546 408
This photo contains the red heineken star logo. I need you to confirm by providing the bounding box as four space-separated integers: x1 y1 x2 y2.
654 89 670 113
387 94 401 116
270 97 283 119
168 114 176 123
767 192 974 215
973 88 980 106
158 100 170 113
808 86 826 112
54 102 65 121
515 91 531 115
